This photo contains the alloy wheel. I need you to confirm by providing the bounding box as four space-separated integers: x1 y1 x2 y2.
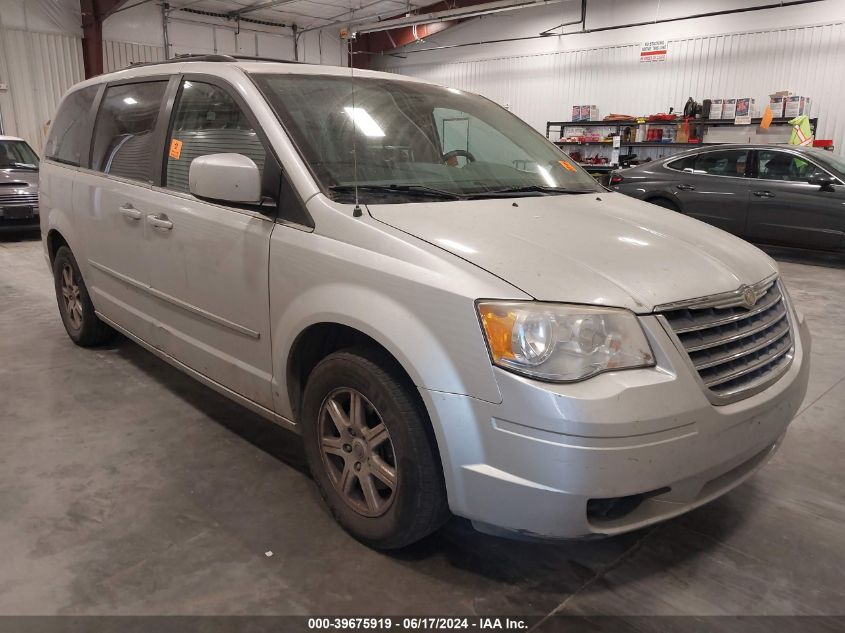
318 388 398 517
61 263 83 331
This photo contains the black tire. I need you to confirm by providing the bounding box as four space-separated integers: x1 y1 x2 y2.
647 197 680 211
52 245 114 347
301 347 448 549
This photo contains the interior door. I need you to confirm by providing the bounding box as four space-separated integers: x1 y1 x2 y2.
671 148 752 236
144 78 277 408
746 149 845 250
78 80 170 342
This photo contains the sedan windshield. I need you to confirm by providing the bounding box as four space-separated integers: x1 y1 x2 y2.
0 140 39 170
253 73 601 203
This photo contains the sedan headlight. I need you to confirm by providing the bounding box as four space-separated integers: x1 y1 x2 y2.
477 301 655 382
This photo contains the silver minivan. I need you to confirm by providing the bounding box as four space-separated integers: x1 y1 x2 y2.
40 56 811 549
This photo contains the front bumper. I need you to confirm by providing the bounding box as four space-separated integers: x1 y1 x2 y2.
0 204 39 231
421 311 811 539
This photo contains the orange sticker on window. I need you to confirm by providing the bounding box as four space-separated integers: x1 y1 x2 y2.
559 159 577 172
169 138 183 160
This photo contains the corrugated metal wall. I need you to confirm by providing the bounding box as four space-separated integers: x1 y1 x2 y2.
103 39 165 73
381 21 845 153
0 28 84 154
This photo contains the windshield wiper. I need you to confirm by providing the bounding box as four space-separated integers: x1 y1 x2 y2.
329 184 465 201
468 185 596 199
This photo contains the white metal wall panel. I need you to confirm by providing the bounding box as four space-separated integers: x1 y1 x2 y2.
0 28 83 154
103 40 165 73
381 22 845 153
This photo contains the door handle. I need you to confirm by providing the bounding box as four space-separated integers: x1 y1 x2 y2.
675 184 696 191
119 204 142 220
147 214 173 230
753 190 775 198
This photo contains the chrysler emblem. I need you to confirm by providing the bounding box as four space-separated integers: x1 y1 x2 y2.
741 286 757 309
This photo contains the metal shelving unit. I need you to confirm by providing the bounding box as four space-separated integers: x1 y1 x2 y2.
546 117 818 143
546 117 819 184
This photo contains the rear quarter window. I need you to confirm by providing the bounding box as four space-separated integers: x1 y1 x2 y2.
44 85 99 166
666 155 696 171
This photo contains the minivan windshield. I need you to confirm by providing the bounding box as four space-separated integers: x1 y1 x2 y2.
0 140 39 170
254 74 601 203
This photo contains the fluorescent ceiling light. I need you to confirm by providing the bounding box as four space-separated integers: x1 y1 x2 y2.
344 107 386 137
123 97 138 105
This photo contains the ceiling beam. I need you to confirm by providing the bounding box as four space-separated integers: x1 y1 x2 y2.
167 0 210 9
351 0 563 34
228 0 301 16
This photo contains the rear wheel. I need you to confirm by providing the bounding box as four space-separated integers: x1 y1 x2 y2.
647 197 680 211
52 246 114 347
301 348 448 549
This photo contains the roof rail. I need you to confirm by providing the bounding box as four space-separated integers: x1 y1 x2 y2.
128 54 236 67
230 54 305 64
127 53 303 69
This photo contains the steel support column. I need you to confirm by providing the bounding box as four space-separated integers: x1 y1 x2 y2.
80 0 133 78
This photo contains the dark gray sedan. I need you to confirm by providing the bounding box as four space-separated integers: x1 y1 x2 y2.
610 144 845 252
0 136 39 231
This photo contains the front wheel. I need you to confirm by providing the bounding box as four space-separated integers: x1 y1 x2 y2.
301 348 448 549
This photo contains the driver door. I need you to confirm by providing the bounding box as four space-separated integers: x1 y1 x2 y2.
746 149 845 250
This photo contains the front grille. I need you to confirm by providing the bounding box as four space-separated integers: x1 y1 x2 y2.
659 279 793 402
0 192 39 207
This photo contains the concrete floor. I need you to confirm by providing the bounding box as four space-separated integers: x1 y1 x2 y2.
1 233 844 619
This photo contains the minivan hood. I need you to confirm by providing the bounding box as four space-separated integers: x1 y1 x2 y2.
369 192 776 313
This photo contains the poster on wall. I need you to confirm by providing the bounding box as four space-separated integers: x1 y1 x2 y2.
640 41 668 62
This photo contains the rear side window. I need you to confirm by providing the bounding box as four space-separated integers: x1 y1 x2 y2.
91 81 168 182
44 85 99 166
164 80 266 193
694 149 749 177
666 155 696 171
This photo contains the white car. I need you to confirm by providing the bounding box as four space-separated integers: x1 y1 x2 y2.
0 135 40 230
40 55 811 549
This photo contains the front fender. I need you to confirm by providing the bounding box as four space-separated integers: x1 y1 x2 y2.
271 281 501 420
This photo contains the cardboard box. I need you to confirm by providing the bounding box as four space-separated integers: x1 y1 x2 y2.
722 99 737 119
709 99 723 119
735 98 757 120
784 96 811 118
579 105 599 121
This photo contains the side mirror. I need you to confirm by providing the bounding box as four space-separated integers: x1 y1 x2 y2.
189 153 262 204
807 172 836 191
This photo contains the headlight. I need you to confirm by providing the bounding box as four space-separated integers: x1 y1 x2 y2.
477 301 655 382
